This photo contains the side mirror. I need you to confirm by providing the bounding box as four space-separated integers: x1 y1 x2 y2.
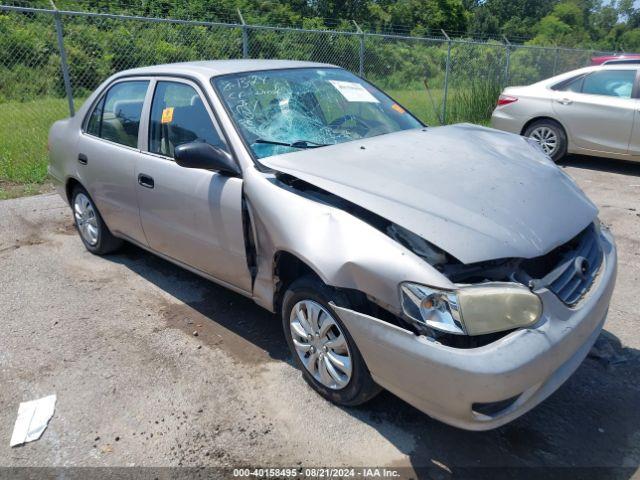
174 142 241 176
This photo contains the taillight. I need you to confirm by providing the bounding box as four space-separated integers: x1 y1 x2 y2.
497 95 518 106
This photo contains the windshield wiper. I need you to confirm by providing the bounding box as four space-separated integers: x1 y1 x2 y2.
254 138 329 149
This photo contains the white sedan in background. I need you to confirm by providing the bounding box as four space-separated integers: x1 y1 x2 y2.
491 64 640 162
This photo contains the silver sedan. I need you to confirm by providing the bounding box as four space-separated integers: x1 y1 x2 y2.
48 60 617 430
491 64 640 162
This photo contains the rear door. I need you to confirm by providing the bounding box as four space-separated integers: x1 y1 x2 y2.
135 78 251 292
77 79 150 244
552 69 638 154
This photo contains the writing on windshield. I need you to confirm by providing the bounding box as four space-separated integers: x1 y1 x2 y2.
213 68 421 159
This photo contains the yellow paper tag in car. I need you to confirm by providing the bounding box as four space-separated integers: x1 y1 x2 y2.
161 107 174 124
391 103 405 114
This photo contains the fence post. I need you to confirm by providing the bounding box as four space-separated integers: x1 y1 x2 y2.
441 29 451 125
353 20 364 77
237 8 248 59
502 35 511 86
585 49 594 66
553 45 559 75
51 5 74 116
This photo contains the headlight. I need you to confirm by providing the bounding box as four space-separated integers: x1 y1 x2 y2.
400 283 464 334
400 282 542 336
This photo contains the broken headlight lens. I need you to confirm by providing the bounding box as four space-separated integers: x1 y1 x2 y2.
400 283 465 335
400 282 542 336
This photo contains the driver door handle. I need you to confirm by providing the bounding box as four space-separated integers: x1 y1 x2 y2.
138 173 154 189
556 98 573 105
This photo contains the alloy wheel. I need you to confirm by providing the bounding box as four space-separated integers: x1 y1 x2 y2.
73 193 99 246
289 300 352 390
529 126 558 156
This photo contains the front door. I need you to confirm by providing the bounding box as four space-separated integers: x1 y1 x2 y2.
552 69 638 155
135 79 252 293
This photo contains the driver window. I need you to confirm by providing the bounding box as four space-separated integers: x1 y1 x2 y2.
149 81 226 158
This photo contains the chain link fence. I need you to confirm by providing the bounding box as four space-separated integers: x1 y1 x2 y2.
0 4 626 187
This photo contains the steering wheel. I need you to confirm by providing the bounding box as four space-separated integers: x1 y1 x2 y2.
328 114 370 136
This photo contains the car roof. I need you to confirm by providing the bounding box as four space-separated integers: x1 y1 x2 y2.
115 59 337 79
535 63 640 87
591 54 640 65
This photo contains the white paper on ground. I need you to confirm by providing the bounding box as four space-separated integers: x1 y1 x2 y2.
329 80 379 103
10 394 56 447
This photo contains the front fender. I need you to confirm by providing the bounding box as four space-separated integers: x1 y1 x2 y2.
243 170 452 313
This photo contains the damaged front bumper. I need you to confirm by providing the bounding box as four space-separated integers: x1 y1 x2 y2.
333 229 617 431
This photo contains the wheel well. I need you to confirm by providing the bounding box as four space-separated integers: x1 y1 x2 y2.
270 251 401 329
65 177 82 204
272 251 321 314
520 116 566 137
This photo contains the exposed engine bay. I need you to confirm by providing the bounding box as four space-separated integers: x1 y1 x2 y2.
276 172 603 347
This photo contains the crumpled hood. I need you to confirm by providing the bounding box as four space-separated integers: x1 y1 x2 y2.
260 124 598 264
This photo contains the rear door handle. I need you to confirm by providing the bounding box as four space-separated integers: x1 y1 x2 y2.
78 153 88 165
138 173 154 189
556 98 573 105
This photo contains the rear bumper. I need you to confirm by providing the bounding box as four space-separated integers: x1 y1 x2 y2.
47 166 67 204
490 108 526 135
334 229 617 431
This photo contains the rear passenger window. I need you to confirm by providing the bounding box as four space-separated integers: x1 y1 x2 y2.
149 81 226 158
86 96 105 136
581 70 636 98
556 75 584 92
86 80 149 148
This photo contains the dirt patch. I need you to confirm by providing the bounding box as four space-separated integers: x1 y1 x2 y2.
0 180 54 200
0 236 44 254
55 220 77 235
159 297 288 368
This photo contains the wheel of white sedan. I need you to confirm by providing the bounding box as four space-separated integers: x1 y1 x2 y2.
281 275 381 406
524 119 567 162
71 185 122 255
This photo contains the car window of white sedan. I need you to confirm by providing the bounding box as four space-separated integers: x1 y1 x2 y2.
86 80 149 148
581 70 636 98
557 75 585 92
148 81 226 158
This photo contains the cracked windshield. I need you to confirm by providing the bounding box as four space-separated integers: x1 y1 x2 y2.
213 68 422 159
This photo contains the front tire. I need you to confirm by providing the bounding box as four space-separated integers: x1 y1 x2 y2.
524 119 567 162
281 275 381 406
71 186 122 255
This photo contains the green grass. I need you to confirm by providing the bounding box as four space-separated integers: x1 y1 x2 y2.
0 97 70 187
389 84 499 126
388 88 445 125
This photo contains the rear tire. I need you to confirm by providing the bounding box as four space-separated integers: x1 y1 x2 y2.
281 275 381 406
71 185 122 255
524 119 567 162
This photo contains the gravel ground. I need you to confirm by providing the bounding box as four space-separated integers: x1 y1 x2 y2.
0 155 639 478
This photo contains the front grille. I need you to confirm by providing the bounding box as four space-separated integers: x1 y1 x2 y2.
531 224 603 306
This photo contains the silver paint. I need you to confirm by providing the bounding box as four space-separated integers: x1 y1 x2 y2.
491 64 640 161
48 60 618 430
259 124 598 264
